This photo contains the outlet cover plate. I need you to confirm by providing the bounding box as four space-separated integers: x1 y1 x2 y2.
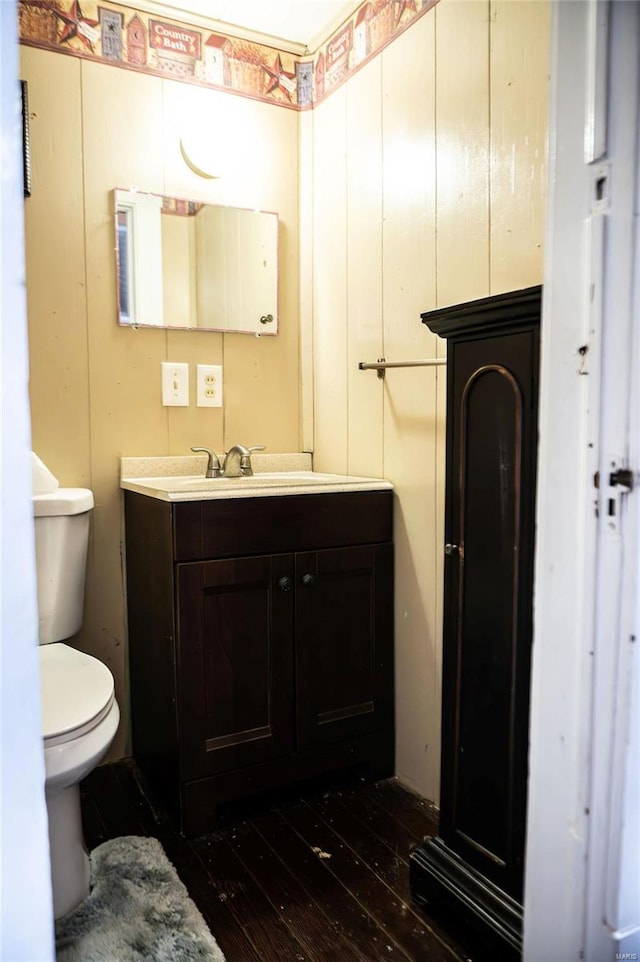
197 364 223 408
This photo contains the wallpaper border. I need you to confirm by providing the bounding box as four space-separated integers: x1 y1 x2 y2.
18 0 439 110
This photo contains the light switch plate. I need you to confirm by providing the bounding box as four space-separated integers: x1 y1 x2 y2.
161 362 189 406
197 364 223 407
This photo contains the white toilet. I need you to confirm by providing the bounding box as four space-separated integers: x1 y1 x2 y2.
33 487 120 920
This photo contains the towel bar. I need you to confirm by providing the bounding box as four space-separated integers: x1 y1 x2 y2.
358 357 446 379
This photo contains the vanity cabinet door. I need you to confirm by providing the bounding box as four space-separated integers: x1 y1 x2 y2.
177 553 295 780
294 543 394 751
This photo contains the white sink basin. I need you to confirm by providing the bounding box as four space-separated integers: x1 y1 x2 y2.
165 471 343 491
121 470 393 501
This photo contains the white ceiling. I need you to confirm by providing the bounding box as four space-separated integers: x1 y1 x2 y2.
152 0 360 48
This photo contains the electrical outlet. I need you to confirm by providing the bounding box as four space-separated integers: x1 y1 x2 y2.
161 362 189 406
197 364 223 408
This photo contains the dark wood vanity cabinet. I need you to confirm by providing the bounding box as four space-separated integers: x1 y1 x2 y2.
410 287 541 959
124 489 394 835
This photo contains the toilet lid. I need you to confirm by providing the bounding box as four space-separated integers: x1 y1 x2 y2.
33 488 94 517
40 643 115 745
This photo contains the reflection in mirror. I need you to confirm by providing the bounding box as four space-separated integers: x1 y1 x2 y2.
114 189 278 334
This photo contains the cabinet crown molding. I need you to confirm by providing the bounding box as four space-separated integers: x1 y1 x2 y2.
421 286 542 339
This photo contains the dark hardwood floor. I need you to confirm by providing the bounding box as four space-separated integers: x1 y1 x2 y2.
80 760 480 962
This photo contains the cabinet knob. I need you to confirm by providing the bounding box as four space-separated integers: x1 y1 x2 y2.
278 576 292 592
444 543 459 556
302 573 316 586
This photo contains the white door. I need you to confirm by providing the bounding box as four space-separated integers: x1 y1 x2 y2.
1 2 55 958
524 2 640 960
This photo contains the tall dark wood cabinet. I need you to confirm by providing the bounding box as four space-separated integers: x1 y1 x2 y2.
409 287 541 959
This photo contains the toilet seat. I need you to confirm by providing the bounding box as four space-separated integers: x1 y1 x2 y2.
40 643 115 748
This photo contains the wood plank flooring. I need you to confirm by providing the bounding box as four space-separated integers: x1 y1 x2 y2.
80 761 480 962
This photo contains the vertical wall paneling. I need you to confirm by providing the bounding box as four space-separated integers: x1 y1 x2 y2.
489 0 549 294
160 79 224 456
22 49 91 486
194 94 301 452
81 59 167 757
22 45 302 759
346 58 384 479
435 0 490 308
432 0 491 798
312 87 349 473
381 13 439 798
309 0 549 802
22 0 549 779
160 78 302 454
299 109 315 453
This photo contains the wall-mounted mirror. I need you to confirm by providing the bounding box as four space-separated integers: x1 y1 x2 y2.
114 189 278 334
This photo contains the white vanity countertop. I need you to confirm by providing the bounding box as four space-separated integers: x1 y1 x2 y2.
120 454 393 502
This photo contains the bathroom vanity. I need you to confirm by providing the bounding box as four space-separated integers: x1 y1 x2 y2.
122 458 394 835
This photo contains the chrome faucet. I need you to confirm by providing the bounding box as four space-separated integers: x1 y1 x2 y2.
191 446 223 478
222 444 265 478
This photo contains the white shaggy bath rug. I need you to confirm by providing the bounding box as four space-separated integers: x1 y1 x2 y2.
55 835 225 962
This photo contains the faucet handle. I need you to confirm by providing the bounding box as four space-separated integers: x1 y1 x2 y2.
240 445 265 477
190 446 222 478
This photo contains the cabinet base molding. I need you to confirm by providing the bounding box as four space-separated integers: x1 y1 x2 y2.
409 836 522 961
180 729 394 836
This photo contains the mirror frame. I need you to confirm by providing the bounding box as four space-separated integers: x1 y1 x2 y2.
113 188 279 335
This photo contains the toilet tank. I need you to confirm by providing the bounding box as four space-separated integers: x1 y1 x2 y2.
33 488 94 645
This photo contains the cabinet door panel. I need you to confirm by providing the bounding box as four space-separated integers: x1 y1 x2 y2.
295 544 393 750
440 328 538 898
177 554 294 779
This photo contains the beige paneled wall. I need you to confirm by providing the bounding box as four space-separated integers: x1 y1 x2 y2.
22 0 547 780
23 52 91 486
346 63 384 479
435 0 490 306
311 0 549 801
22 45 300 758
312 86 349 473
382 14 441 800
490 0 549 293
